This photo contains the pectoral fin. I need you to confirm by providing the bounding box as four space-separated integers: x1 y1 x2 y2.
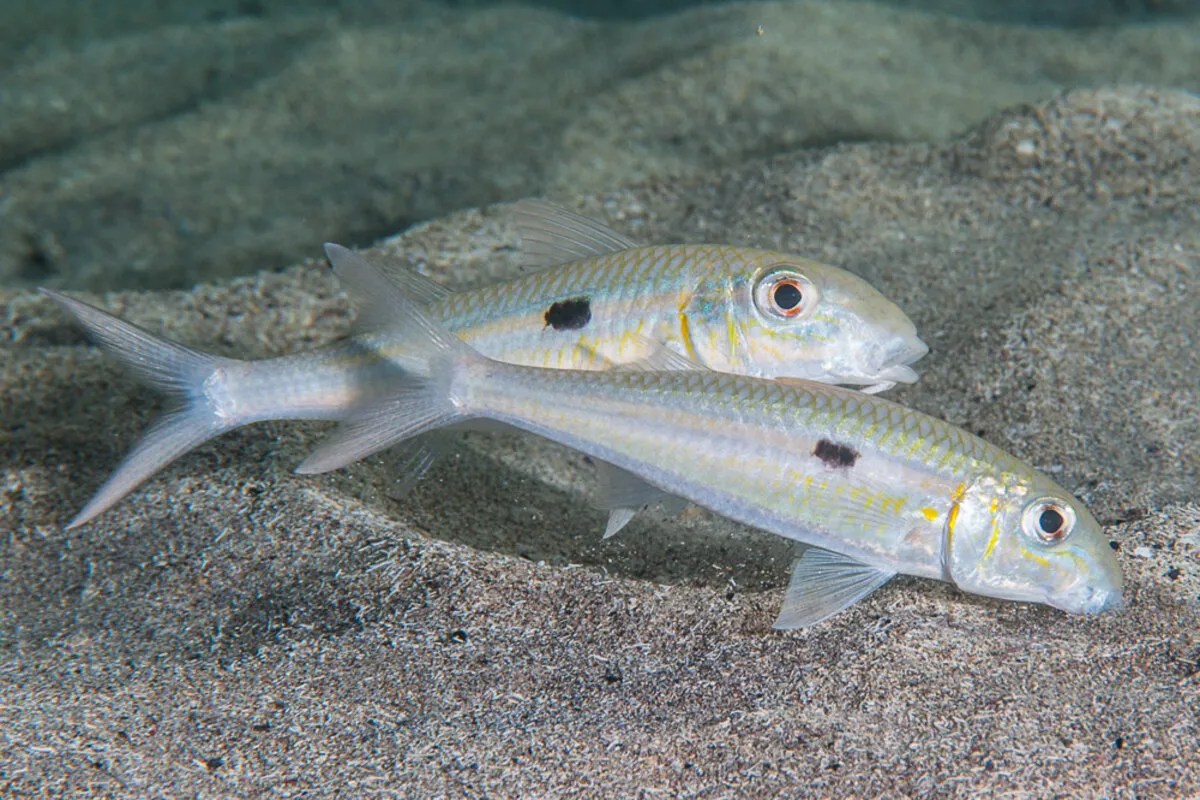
576 336 704 374
612 337 706 373
772 546 895 629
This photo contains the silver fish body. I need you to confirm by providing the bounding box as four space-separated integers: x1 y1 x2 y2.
43 202 926 528
462 367 1120 619
141 238 927 425
302 252 1124 626
429 242 927 390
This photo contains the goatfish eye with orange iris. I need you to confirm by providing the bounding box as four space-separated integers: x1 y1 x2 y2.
1022 498 1076 545
754 267 819 320
729 256 927 395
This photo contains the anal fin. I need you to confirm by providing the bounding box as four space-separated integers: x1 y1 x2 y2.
603 507 638 539
385 435 450 497
772 546 895 629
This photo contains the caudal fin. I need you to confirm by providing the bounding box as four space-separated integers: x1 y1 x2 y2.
40 289 237 528
295 244 474 475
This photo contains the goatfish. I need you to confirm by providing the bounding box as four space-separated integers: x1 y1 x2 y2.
296 245 1123 627
41 201 927 529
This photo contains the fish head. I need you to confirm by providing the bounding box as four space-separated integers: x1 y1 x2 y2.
697 253 928 391
943 473 1123 616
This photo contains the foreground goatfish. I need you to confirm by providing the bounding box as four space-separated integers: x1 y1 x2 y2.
298 248 1123 627
42 202 926 528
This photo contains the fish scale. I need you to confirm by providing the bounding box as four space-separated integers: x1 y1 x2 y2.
433 244 712 368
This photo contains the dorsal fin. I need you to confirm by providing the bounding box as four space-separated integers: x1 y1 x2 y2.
366 250 452 307
512 200 639 269
325 244 451 323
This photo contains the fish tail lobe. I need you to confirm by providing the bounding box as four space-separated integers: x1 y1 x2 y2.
38 288 242 528
294 244 476 475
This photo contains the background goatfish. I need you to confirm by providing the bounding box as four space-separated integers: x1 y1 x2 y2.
43 201 925 528
298 247 1122 627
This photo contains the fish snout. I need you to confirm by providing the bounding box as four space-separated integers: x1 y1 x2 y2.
1048 582 1124 616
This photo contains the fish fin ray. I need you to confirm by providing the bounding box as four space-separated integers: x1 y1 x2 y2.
38 289 240 528
603 508 639 539
40 289 217 392
772 546 894 629
513 200 639 269
297 382 461 475
323 243 468 374
595 461 674 509
299 245 477 474
595 461 688 538
386 436 447 497
360 251 452 307
611 337 706 373
70 411 223 529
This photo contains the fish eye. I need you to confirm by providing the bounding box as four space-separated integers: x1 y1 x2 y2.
1021 498 1076 545
753 268 819 321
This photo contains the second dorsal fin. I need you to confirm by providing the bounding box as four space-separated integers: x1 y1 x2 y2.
325 244 452 329
512 200 639 269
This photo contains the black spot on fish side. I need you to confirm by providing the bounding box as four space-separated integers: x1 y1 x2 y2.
814 439 859 469
544 297 592 331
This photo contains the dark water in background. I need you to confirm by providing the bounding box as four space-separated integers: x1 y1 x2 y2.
0 0 1197 291
474 0 1198 25
1 0 1197 39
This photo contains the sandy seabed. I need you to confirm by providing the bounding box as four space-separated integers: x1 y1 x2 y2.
2 84 1198 796
1 0 1199 796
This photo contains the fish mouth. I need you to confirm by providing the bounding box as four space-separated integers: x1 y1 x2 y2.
874 362 921 385
851 335 929 394
1048 584 1124 615
882 334 930 372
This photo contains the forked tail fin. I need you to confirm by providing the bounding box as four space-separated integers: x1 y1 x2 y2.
40 289 238 528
